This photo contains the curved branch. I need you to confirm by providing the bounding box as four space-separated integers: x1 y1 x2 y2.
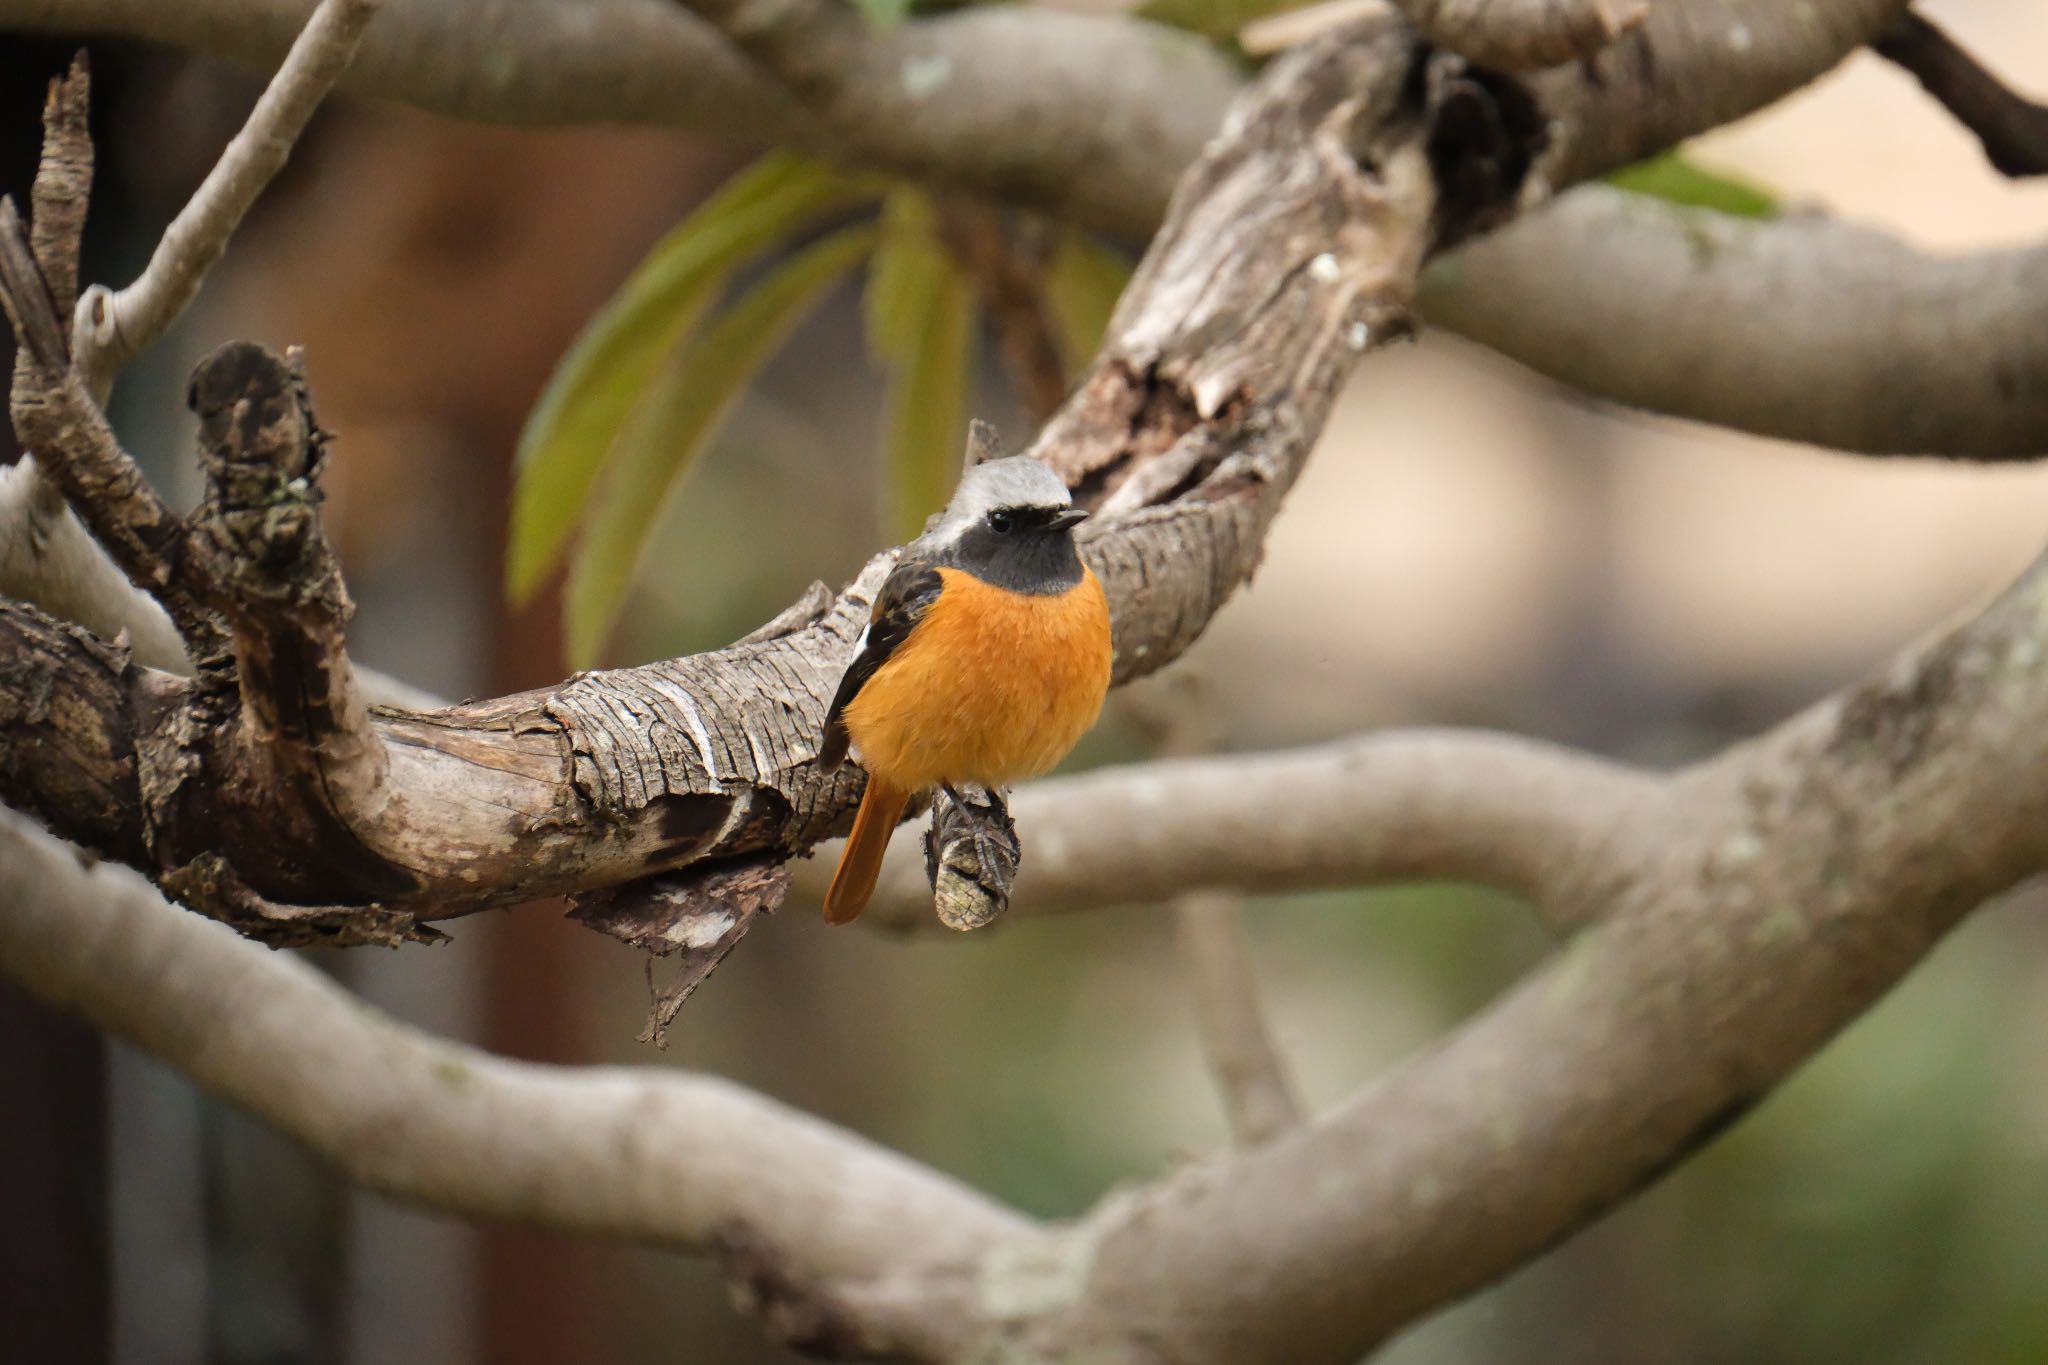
5 0 1985 940
0 799 1027 1358
9 545 2048 1361
1027 546 2048 1364
1420 189 2048 458
72 0 383 392
3 0 2005 458
0 0 1236 239
1529 0 1909 191
1391 0 1646 69
823 730 1661 931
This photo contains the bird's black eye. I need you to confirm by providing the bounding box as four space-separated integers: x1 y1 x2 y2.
987 508 1015 534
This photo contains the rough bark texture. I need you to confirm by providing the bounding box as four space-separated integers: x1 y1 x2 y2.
1392 0 1646 69
3 4 2048 1361
0 16 1552 941
10 0 2029 457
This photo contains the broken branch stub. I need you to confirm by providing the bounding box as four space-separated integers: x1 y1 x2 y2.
924 785 1020 931
569 856 792 1046
0 17 1546 954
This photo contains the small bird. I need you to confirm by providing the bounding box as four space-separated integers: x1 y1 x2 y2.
817 455 1113 925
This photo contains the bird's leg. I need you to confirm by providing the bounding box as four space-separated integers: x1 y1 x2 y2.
940 783 1005 876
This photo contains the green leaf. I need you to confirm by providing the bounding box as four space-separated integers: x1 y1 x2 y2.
508 153 876 602
564 222 880 667
1136 0 1301 40
865 191 980 540
1043 229 1131 379
849 0 914 26
1606 153 1780 219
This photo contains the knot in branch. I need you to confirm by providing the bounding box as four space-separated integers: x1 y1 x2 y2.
925 785 1020 930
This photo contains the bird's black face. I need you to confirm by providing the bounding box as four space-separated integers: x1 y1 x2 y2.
984 505 1089 537
944 503 1089 595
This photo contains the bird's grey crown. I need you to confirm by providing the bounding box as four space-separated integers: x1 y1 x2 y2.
920 455 1073 547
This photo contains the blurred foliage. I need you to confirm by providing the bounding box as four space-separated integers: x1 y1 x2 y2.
1043 227 1132 378
511 156 1129 665
1136 0 1296 43
508 154 875 611
865 190 981 539
565 222 880 666
849 0 917 26
1607 152 1781 219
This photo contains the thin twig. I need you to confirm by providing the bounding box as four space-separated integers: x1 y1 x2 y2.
13 55 95 533
1874 9 2048 179
3 368 224 655
1174 890 1307 1146
0 200 68 371
28 54 91 320
3 202 222 650
1124 681 1307 1148
72 0 384 394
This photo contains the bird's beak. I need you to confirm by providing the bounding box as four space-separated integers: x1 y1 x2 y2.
1049 508 1089 531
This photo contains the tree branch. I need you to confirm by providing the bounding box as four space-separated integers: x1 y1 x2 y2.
825 730 1658 931
8 531 2047 1358
6 0 1948 938
71 0 384 394
1874 8 2048 179
1420 188 2048 459
1391 0 1647 69
1004 544 2048 1364
0 799 1027 1360
7 0 2017 456
0 0 1236 238
3 202 229 655
0 13 1531 941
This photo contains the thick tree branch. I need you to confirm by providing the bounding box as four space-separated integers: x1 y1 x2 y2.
1391 0 1646 69
1874 9 2048 178
71 0 383 393
1001 546 2048 1364
0 14 1528 939
0 800 1027 1360
827 731 1658 931
1420 189 2048 458
5 0 2012 455
1527 0 1910 192
0 0 1234 238
6 0 1948 939
8 537 2048 1358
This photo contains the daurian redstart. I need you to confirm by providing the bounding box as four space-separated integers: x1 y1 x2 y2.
817 455 1113 924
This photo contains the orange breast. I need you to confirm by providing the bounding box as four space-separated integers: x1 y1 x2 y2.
843 566 1113 791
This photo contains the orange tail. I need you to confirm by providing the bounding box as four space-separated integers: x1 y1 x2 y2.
823 777 911 925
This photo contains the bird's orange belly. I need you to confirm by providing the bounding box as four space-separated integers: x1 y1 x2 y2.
843 566 1113 790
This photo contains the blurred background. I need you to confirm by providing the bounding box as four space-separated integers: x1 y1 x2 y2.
2 1 2046 1360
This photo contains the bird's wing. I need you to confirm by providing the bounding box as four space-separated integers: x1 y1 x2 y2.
818 556 945 772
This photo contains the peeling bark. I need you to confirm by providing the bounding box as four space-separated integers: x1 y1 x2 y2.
0 15 1546 943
